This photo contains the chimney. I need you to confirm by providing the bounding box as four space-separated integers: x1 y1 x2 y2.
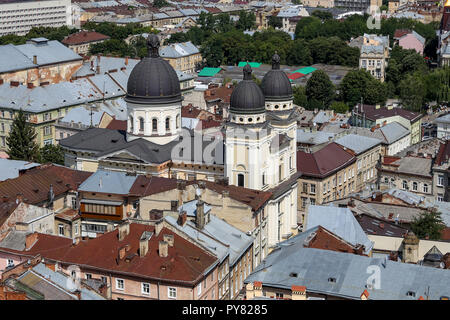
163 234 174 247
118 222 130 241
177 211 187 226
10 81 19 87
360 289 370 300
74 290 82 300
155 220 163 236
0 79 3 85
33 55 37 65
253 281 263 297
389 251 398 261
25 233 39 251
74 236 82 245
196 200 205 229
106 222 114 232
125 56 129 66
291 285 306 300
139 231 152 257
90 60 94 70
96 65 100 74
159 241 168 258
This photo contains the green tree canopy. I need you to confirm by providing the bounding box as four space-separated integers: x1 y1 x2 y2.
6 109 40 162
293 85 307 107
330 101 350 114
305 70 335 108
339 69 387 106
39 144 64 165
410 211 446 240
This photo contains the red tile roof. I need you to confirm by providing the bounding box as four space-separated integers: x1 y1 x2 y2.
394 29 411 39
6 224 218 285
0 200 19 228
62 31 110 45
297 143 355 178
435 140 450 166
128 176 196 197
203 181 272 212
106 119 127 131
354 104 422 122
195 119 222 131
305 226 367 255
0 164 92 205
291 285 306 292
181 105 202 119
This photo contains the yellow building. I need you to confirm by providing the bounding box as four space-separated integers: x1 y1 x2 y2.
160 41 202 74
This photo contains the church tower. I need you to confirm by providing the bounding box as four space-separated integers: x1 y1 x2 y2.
124 34 182 145
225 63 271 190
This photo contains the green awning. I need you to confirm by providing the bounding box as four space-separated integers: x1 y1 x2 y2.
293 66 317 74
198 67 222 77
238 62 261 68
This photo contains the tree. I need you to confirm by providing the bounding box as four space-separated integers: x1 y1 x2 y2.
340 69 386 106
399 73 425 112
153 0 168 8
39 144 64 165
235 10 256 31
330 101 349 114
311 10 333 21
305 70 335 108
286 39 312 66
410 211 445 240
268 16 282 29
293 85 307 107
6 109 40 162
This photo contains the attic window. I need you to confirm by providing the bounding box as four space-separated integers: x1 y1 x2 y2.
289 272 298 277
406 291 416 297
328 277 336 283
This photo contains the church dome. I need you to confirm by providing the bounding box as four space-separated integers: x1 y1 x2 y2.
229 64 265 115
125 34 181 105
261 53 293 101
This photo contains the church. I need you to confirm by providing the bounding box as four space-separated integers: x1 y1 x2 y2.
60 34 299 249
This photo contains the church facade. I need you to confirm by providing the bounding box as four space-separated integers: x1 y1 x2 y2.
60 35 299 252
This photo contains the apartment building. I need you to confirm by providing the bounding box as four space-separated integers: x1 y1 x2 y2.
351 104 423 145
349 34 390 82
296 143 357 224
62 31 110 55
435 113 450 140
334 134 383 192
0 0 72 37
160 41 202 74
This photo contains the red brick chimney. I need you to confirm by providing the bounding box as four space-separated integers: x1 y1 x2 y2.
27 83 34 89
177 211 187 226
25 233 39 251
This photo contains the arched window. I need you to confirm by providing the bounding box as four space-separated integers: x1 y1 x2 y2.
423 184 429 193
412 182 418 191
176 114 180 129
238 174 244 187
129 116 134 131
166 117 170 131
152 119 157 132
139 117 144 132
402 180 408 190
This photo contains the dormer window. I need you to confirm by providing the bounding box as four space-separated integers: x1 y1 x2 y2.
406 291 416 297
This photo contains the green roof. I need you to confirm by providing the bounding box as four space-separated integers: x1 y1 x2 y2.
198 67 222 77
293 66 317 74
238 62 261 68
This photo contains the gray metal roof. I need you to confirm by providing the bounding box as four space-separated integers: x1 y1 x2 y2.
306 205 373 254
296 130 335 145
0 230 29 251
0 159 39 182
244 245 450 300
0 39 81 73
160 41 199 58
78 169 138 195
435 113 450 124
395 156 432 177
20 263 105 300
335 134 382 154
179 199 212 217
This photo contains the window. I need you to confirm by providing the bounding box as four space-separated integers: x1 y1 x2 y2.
58 224 64 236
86 274 92 280
438 175 444 186
412 182 418 191
139 117 144 132
279 164 283 182
6 259 14 268
142 283 150 295
262 172 266 186
165 117 170 131
237 174 244 187
116 279 124 290
402 180 408 190
152 118 157 132
101 276 107 284
303 183 308 193
168 287 177 299
176 114 180 129
71 197 77 209
310 198 315 205
438 194 444 202
197 283 202 296
301 197 307 208
276 293 284 299
423 184 429 193
44 126 51 136
310 184 316 194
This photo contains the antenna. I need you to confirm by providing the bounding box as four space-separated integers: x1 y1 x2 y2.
89 106 94 128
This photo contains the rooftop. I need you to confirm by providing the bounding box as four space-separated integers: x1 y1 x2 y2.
354 104 422 122
335 134 382 155
62 31 110 46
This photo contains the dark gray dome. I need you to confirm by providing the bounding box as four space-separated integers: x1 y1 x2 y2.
125 34 181 105
230 64 265 115
261 53 293 101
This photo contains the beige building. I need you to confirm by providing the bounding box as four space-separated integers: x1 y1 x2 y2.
296 142 357 225
334 134 382 192
62 31 110 55
349 34 390 82
160 41 201 74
